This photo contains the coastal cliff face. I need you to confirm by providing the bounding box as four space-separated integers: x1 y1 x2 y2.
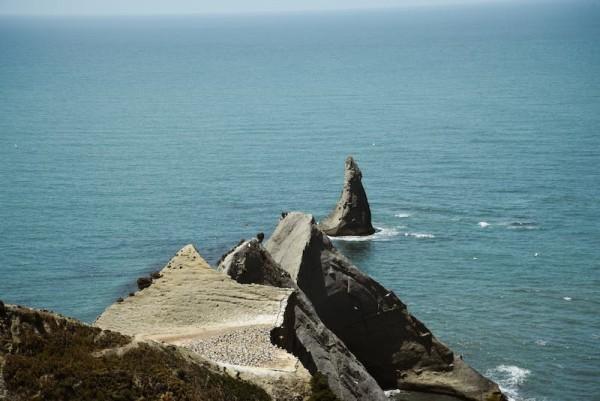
319 156 375 236
266 212 506 401
1 233 506 401
0 303 270 401
218 239 388 401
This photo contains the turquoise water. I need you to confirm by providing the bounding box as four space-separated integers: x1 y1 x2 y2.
1 3 599 400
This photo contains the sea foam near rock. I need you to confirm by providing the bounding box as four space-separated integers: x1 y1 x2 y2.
486 365 533 401
329 226 400 242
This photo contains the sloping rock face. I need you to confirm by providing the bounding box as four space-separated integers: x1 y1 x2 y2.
95 245 310 401
218 239 388 401
319 156 375 236
265 212 506 401
0 303 270 401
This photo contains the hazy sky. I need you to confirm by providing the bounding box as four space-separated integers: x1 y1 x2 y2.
0 0 524 16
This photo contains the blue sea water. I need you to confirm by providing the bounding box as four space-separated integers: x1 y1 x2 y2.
1 2 599 400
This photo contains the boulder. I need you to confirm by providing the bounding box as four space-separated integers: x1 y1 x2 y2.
319 156 375 236
265 212 506 401
217 239 294 287
218 239 388 401
136 276 152 290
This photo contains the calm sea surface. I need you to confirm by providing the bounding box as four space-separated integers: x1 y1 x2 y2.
1 3 599 400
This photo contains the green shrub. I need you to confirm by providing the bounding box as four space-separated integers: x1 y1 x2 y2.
308 373 340 401
1 306 270 401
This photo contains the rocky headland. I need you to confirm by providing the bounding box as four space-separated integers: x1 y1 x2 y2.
266 212 504 401
0 157 507 401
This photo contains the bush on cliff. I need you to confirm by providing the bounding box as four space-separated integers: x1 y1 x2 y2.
308 373 340 401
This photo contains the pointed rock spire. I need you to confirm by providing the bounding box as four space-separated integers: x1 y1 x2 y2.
319 156 375 236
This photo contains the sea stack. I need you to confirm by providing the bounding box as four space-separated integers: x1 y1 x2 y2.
266 212 506 401
319 156 375 236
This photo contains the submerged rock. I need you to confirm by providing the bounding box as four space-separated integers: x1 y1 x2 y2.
319 156 375 236
266 212 506 401
218 239 388 401
0 303 270 401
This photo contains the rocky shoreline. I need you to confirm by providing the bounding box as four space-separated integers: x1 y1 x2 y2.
0 156 506 401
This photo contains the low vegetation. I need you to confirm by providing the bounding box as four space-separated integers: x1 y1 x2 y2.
308 373 340 401
0 304 270 401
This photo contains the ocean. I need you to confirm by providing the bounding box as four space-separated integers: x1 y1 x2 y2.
0 2 599 400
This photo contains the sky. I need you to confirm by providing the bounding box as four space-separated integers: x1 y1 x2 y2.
0 0 528 16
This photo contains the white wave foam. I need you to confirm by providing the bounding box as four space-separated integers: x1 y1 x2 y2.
499 221 539 230
535 339 548 346
404 232 435 239
485 365 532 401
394 212 412 218
478 221 490 228
330 226 400 242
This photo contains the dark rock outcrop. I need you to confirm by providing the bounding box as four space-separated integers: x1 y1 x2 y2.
136 276 152 290
217 239 388 401
265 212 506 401
319 156 375 236
0 303 270 401
217 239 294 287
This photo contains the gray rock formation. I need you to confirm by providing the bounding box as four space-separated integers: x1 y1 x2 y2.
319 156 375 236
218 239 389 401
265 212 506 401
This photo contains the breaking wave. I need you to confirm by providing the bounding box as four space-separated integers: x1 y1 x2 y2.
394 212 412 218
500 221 539 230
485 365 533 401
404 232 435 239
329 226 400 242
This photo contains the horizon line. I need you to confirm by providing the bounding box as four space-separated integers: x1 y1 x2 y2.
0 0 577 18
